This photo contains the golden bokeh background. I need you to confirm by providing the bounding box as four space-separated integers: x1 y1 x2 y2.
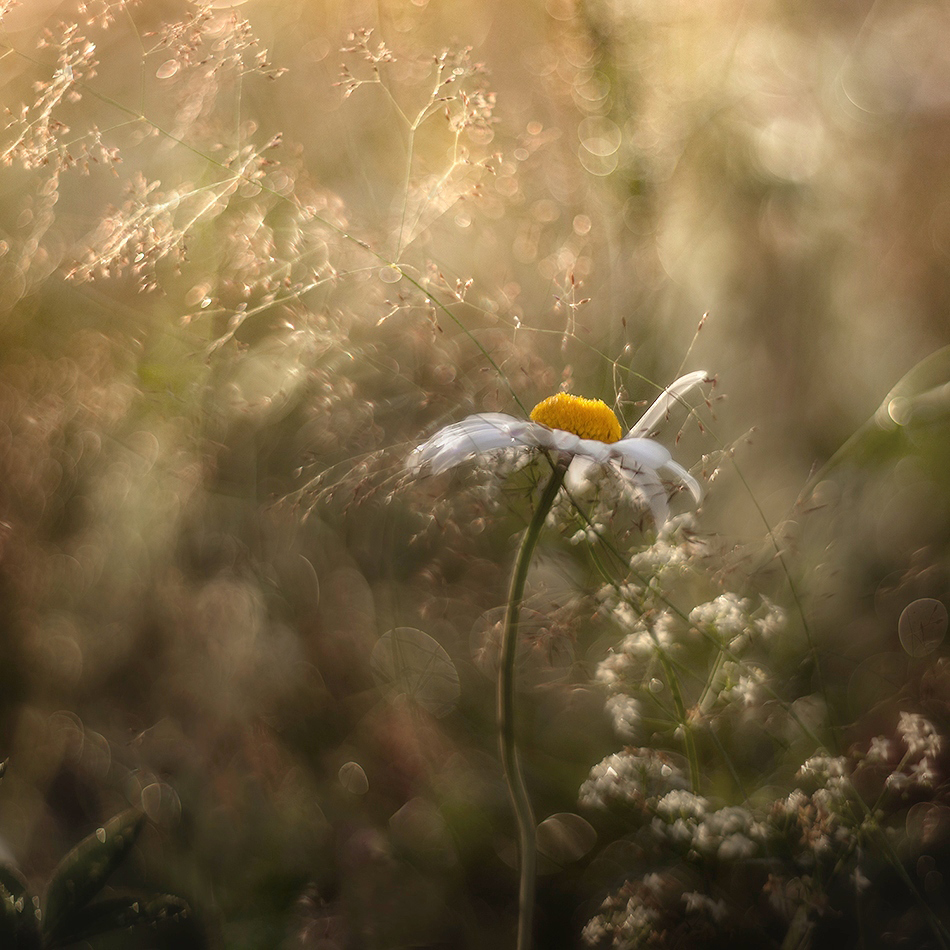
2 0 950 946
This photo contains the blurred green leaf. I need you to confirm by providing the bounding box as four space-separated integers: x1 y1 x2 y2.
802 345 950 498
48 894 192 947
873 345 950 430
42 809 146 942
0 865 40 950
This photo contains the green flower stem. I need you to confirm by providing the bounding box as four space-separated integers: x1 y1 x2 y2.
649 632 701 795
498 458 567 950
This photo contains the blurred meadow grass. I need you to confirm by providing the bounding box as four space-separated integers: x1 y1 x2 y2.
1 0 950 947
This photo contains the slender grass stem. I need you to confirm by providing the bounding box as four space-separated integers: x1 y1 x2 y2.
498 459 566 950
649 633 701 794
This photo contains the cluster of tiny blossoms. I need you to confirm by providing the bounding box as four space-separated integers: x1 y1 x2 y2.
580 711 949 948
579 748 689 812
654 791 769 862
590 521 787 747
579 517 950 947
689 592 786 651
865 711 944 793
626 515 703 587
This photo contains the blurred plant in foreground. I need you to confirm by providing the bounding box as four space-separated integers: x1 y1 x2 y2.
0 776 195 949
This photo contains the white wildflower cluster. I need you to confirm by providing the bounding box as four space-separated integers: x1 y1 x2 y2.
865 735 892 764
782 755 859 856
581 894 660 950
605 693 642 741
881 712 943 792
653 800 769 862
621 517 701 590
595 647 635 692
629 538 693 587
583 871 736 950
581 875 671 950
798 754 851 799
682 890 728 924
598 580 650 622
650 790 708 852
898 711 942 759
689 593 786 651
654 789 708 821
693 805 768 861
690 593 751 644
569 522 605 545
580 715 946 948
579 749 688 811
609 596 641 635
774 788 810 819
798 752 848 779
595 609 676 691
754 596 787 641
719 661 769 706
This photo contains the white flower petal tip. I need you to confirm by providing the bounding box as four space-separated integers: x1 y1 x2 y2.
665 460 703 504
629 371 708 438
612 437 703 505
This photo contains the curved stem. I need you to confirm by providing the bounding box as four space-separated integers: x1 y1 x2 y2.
498 459 567 950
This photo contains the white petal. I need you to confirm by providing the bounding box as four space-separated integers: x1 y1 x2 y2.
408 403 703 525
534 427 583 455
610 437 673 471
573 437 613 463
565 455 597 492
531 428 612 462
617 465 670 527
629 371 707 438
662 459 703 503
409 414 537 474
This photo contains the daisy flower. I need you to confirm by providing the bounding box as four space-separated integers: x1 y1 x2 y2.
409 371 706 525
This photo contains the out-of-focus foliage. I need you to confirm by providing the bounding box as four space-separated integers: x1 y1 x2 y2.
0 802 196 949
1 0 950 947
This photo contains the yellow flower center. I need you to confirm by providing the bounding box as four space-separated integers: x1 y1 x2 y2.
529 392 622 443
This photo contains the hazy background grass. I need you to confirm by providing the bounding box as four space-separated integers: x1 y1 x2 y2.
2 0 950 946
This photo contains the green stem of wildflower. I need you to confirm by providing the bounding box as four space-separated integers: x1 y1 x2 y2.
698 645 726 715
499 459 566 950
649 633 701 795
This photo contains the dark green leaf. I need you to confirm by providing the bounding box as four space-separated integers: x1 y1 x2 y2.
42 809 146 941
0 865 41 950
0 865 29 904
47 894 191 947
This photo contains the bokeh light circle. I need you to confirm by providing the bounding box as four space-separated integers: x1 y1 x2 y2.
898 598 947 657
